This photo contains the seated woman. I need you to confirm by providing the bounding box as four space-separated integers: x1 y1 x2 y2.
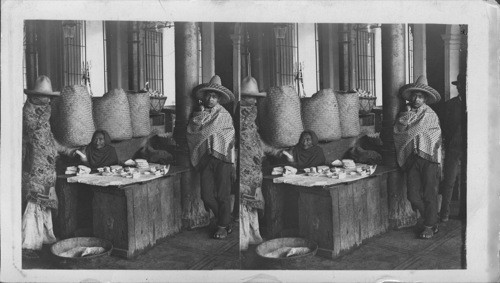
77 130 118 169
282 130 326 169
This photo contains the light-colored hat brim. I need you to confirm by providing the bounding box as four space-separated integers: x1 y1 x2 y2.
193 83 235 104
241 91 267 97
24 89 60 96
400 83 441 104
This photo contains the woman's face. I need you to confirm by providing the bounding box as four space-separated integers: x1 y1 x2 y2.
93 133 106 149
409 91 427 109
301 133 313 150
202 92 220 108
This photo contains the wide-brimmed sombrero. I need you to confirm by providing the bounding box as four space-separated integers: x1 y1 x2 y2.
193 75 234 104
240 76 267 97
24 75 60 96
400 75 441 104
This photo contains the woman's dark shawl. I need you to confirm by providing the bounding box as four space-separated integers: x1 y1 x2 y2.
85 130 118 168
292 130 326 169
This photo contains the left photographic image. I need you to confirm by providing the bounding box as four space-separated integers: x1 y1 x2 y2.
21 20 239 270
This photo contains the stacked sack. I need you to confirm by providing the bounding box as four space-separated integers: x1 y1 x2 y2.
93 88 134 141
301 89 342 142
257 85 303 148
335 90 360 138
126 91 151 137
51 85 95 147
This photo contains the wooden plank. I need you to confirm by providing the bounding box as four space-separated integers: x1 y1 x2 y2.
329 187 341 257
92 190 128 252
298 191 333 250
125 189 136 258
365 177 379 238
378 174 390 233
55 178 77 238
338 184 352 251
133 185 150 253
346 184 359 248
148 179 161 244
353 180 366 243
262 179 284 239
172 175 182 234
162 176 177 236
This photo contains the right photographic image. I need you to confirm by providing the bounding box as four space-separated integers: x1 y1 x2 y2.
238 23 467 270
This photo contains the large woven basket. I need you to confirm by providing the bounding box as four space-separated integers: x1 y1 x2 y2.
127 91 151 137
257 85 303 148
93 89 133 141
50 85 95 147
335 91 360 138
301 89 342 142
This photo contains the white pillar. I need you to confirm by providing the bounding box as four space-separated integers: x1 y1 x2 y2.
374 25 383 106
297 23 318 96
201 22 215 83
85 21 106 96
163 26 176 105
441 25 462 100
413 24 427 82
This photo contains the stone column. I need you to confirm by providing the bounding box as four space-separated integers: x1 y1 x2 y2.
231 24 242 103
339 24 350 91
128 21 144 91
25 21 38 89
174 22 210 229
442 25 463 100
381 24 417 229
413 24 427 81
201 22 215 83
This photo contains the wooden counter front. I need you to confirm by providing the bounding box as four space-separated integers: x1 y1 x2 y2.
262 166 396 259
55 166 190 258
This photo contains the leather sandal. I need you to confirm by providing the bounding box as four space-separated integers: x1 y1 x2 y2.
419 226 435 239
213 226 228 240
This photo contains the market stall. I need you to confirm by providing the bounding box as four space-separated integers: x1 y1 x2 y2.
56 164 189 258
262 165 395 259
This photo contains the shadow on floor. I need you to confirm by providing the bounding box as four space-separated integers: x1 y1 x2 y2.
23 222 240 270
241 217 465 270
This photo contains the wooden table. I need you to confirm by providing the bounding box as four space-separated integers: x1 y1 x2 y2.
262 166 396 259
55 166 190 258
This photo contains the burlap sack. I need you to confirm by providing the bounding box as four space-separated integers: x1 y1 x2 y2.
257 85 303 148
127 91 151 137
50 85 95 147
93 89 133 141
301 89 342 142
336 91 360 138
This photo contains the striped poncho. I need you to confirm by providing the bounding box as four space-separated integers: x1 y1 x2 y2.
186 104 235 167
393 104 442 168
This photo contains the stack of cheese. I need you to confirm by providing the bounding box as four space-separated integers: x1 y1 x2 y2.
342 159 356 170
272 167 284 175
65 166 78 175
283 166 297 176
77 165 91 176
135 159 149 169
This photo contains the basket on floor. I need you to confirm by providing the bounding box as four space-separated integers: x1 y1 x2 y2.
50 85 95 147
51 237 112 267
301 89 342 142
255 237 318 270
257 85 303 148
335 91 360 138
93 88 133 141
127 91 151 137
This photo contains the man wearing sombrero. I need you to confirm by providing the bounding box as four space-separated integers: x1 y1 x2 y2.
186 75 236 239
22 75 76 257
393 75 442 239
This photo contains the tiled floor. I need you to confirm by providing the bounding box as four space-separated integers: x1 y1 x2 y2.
241 217 465 270
22 222 240 270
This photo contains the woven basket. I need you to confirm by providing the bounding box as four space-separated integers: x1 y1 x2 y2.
127 91 151 137
335 91 360 138
257 85 303 148
301 89 342 142
93 89 133 141
359 97 377 115
50 85 95 147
